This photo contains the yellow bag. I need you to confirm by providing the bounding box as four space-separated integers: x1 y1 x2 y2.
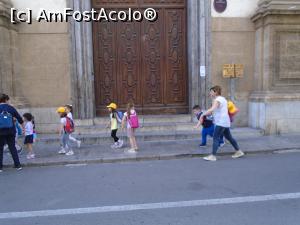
227 100 239 122
228 100 238 114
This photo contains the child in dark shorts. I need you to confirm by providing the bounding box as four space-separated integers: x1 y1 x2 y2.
23 113 35 159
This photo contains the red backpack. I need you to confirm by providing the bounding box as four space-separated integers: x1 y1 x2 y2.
65 117 75 133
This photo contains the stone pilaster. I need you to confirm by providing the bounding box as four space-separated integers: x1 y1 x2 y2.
249 0 300 134
0 0 13 96
0 0 28 108
187 0 211 111
68 0 95 120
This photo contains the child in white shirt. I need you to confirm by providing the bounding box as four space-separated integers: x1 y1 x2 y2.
65 104 81 148
23 113 35 159
56 107 74 156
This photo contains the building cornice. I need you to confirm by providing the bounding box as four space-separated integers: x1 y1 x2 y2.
0 0 12 20
0 0 17 30
252 0 300 23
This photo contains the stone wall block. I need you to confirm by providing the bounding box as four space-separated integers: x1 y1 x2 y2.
249 0 300 134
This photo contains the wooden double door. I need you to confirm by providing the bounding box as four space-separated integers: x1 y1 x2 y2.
92 0 188 115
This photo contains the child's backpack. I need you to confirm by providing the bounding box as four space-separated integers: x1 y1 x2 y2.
0 111 14 129
128 112 139 129
65 117 75 133
116 111 124 123
227 100 239 122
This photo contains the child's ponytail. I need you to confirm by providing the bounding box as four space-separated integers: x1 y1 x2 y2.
65 104 73 113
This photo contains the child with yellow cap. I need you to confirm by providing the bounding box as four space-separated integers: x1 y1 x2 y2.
106 103 123 149
56 107 74 156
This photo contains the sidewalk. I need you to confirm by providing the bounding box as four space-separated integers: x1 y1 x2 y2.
3 133 300 168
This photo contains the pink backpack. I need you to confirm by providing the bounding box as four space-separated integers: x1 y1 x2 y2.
128 112 139 128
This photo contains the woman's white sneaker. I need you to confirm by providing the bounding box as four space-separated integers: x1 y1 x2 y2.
232 150 245 159
203 155 217 161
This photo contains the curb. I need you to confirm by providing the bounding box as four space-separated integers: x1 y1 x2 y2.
3 147 300 169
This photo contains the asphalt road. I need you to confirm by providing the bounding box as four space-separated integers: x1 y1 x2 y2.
1 152 300 225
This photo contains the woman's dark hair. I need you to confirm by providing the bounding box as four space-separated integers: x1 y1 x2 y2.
210 86 222 96
65 104 73 113
0 93 10 103
23 113 33 122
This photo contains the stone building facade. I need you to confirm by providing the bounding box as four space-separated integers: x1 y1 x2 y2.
0 0 299 134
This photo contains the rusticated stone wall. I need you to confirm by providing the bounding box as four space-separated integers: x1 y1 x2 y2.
249 0 300 134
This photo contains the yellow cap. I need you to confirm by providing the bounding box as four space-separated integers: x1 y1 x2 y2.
56 107 66 113
107 103 117 110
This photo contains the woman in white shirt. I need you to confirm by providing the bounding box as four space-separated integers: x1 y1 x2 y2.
200 86 244 161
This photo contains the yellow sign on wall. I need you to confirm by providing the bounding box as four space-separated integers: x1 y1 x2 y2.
223 64 235 78
222 64 244 78
234 64 244 78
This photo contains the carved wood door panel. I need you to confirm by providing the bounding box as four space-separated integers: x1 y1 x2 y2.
141 9 164 109
93 0 188 115
165 8 187 105
93 20 118 113
117 21 142 108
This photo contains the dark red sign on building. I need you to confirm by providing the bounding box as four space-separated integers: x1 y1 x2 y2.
214 0 227 13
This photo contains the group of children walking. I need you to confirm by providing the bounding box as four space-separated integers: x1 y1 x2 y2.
16 104 82 160
1 87 243 173
106 101 139 153
53 89 241 160
104 90 240 159
25 85 241 161
11 100 139 160
54 101 140 156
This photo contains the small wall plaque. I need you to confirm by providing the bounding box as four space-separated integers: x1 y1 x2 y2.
222 64 244 78
234 64 244 78
223 64 235 78
214 0 227 13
